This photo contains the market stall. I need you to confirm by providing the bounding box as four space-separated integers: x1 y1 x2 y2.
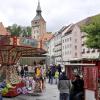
65 62 99 100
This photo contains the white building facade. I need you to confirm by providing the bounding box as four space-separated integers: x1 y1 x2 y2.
47 35 55 65
54 27 67 65
47 17 100 66
62 24 82 65
54 31 62 65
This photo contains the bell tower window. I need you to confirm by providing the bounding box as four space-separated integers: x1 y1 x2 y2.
35 21 38 24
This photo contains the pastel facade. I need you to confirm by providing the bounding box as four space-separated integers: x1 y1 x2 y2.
54 27 67 65
61 24 82 64
49 16 99 65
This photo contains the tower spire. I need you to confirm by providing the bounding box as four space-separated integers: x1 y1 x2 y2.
36 0 41 15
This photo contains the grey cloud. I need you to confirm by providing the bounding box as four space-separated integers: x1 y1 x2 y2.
0 0 100 32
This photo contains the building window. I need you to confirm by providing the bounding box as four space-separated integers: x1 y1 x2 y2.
82 43 84 46
35 21 37 24
67 38 69 42
75 52 77 57
87 50 90 53
87 49 90 53
70 37 71 41
75 39 77 43
82 49 85 54
97 49 100 52
81 35 85 38
92 49 95 53
68 51 69 54
65 51 67 55
75 45 77 50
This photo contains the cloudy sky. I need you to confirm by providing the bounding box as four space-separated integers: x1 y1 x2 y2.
0 0 100 32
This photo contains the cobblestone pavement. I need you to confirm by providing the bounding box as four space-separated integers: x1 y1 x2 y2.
4 80 59 100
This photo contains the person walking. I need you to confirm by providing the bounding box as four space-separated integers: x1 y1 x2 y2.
50 65 56 84
57 64 62 77
24 65 28 77
48 70 52 84
58 72 71 100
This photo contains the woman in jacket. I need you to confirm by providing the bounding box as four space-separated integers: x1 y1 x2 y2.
58 72 71 100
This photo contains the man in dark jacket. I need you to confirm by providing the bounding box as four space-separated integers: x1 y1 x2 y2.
58 72 71 100
70 75 84 100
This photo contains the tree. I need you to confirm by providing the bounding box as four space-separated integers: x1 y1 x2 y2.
7 24 22 36
81 14 100 49
7 24 32 37
26 26 32 36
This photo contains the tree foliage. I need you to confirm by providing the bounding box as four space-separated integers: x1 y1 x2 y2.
81 14 100 49
7 24 32 37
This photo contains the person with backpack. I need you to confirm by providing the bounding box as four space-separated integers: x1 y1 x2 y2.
58 72 71 100
50 65 56 84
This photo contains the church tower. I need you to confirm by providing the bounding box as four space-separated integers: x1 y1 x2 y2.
31 0 46 39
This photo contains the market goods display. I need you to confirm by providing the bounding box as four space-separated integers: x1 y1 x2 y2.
2 87 8 95
1 83 13 95
34 80 42 93
9 66 21 84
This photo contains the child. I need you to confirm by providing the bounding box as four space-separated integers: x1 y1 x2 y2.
54 70 59 84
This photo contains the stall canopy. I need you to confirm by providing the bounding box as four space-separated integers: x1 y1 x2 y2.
0 35 46 65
